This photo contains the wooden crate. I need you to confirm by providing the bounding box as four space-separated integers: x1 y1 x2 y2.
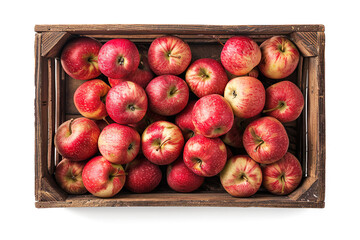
34 24 325 208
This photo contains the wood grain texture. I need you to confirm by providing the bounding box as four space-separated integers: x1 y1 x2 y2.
35 192 324 208
41 32 71 58
35 24 325 35
290 32 318 57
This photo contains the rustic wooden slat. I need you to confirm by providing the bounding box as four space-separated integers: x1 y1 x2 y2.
41 32 72 58
316 32 326 203
296 56 304 166
34 33 42 201
303 31 325 205
55 59 62 166
35 192 324 208
35 33 50 201
35 24 325 35
290 32 318 57
307 57 320 179
47 58 56 174
39 177 67 202
301 57 309 177
288 176 317 201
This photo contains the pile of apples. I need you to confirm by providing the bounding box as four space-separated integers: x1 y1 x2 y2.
54 34 304 198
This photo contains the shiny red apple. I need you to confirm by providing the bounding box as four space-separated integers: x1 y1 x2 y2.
145 75 189 116
124 156 162 193
54 118 100 161
262 152 303 195
258 36 300 79
98 123 140 164
192 94 234 138
54 158 88 194
224 76 265 119
82 156 126 198
185 58 228 98
141 121 184 165
106 81 148 124
220 155 262 197
183 134 227 177
263 80 304 122
243 116 289 164
60 37 102 80
73 79 110 120
221 36 261 76
148 35 191 75
98 38 140 79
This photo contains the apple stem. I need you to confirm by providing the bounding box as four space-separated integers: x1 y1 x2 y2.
68 118 74 135
262 102 285 113
254 140 265 152
213 35 224 46
103 117 110 125
156 137 171 151
280 174 286 194
168 54 181 59
240 174 248 182
113 170 127 178
250 128 265 152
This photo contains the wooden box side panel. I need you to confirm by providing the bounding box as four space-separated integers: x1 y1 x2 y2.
34 33 67 203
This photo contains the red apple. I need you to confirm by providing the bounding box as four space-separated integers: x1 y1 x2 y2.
220 155 262 197
221 36 261 76
185 58 228 98
142 121 184 165
175 100 197 140
98 123 140 164
262 152 302 195
224 76 265 119
60 37 102 80
73 79 110 120
54 158 87 194
54 118 100 161
129 110 167 134
221 115 260 148
98 38 140 79
124 156 162 193
192 94 234 138
82 156 126 198
183 134 227 177
148 35 191 75
106 81 148 124
263 81 304 122
108 53 154 88
258 36 300 79
243 116 289 164
145 75 189 116
167 157 204 192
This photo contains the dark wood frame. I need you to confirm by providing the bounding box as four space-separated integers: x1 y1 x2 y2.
34 24 325 208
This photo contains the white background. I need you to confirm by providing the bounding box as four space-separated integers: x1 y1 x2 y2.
1 1 358 239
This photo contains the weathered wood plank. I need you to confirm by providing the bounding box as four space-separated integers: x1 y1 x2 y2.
290 32 318 57
35 192 324 208
41 31 71 58
35 24 325 35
